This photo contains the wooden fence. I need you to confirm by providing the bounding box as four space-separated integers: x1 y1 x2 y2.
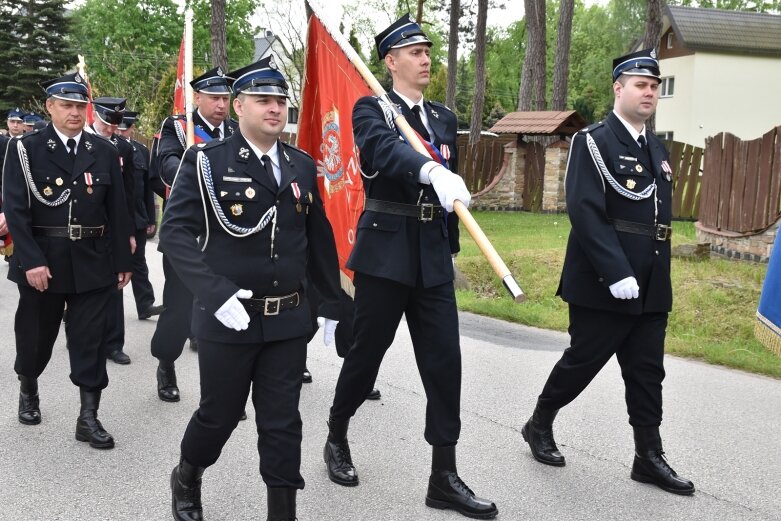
456 134 515 194
666 140 704 220
699 126 781 233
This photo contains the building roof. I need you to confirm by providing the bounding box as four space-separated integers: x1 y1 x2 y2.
666 6 781 56
488 110 587 136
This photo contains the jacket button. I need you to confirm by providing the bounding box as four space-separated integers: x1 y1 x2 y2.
73 181 77 185
72 217 78 222
276 227 280 232
273 280 279 287
598 277 604 282
273 254 279 260
372 223 377 227
655 250 659 255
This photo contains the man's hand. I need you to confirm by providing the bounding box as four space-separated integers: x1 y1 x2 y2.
318 317 339 346
0 212 8 236
214 289 252 331
26 266 52 292
117 271 133 290
146 224 156 239
129 235 137 255
609 276 640 299
429 165 471 212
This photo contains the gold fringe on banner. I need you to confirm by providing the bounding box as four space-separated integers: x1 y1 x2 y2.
755 312 781 358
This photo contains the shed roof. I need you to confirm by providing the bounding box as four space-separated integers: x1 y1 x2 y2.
488 110 587 136
666 6 781 56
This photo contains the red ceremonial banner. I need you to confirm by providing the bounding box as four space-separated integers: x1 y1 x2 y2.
173 37 186 115
298 14 372 283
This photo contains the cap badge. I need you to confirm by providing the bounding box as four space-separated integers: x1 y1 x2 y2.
238 147 250 160
268 56 277 70
231 203 243 216
74 73 82 83
650 49 657 59
115 105 121 111
47 139 56 151
217 67 224 76
626 179 636 190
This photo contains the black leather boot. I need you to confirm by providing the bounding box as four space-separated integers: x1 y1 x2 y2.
266 487 296 521
75 389 115 449
171 456 205 521
521 402 565 466
323 415 358 486
157 362 181 402
631 426 695 495
18 375 41 425
425 446 498 519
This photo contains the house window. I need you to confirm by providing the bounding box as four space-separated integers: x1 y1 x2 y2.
667 33 674 49
658 131 674 142
660 77 675 98
288 106 299 124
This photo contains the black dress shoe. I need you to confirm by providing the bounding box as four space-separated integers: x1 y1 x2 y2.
157 363 180 402
189 337 199 352
324 417 358 486
521 404 565 466
302 367 312 383
171 457 205 521
425 446 498 519
139 304 165 320
108 350 131 365
18 376 41 425
631 450 695 495
366 387 381 400
75 390 114 449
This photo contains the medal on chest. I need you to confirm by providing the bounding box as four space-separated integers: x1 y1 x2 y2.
84 172 94 194
661 160 673 182
292 182 302 213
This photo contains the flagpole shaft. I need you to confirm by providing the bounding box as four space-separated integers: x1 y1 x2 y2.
184 8 195 147
305 1 525 303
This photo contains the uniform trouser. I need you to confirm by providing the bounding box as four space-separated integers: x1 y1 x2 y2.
130 228 155 314
105 287 125 353
14 284 112 391
538 304 667 427
330 272 462 446
151 254 193 364
180 336 307 489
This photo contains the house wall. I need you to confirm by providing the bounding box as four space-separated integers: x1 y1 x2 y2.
657 52 781 147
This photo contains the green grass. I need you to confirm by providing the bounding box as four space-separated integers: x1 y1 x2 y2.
455 212 781 378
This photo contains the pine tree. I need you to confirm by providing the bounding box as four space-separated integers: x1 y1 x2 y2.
0 1 20 108
3 0 73 108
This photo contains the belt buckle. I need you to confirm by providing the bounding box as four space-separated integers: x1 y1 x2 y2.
419 203 434 222
68 224 82 241
264 297 281 316
655 224 671 241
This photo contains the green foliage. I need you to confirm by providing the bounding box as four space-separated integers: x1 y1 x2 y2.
0 0 74 110
456 213 781 378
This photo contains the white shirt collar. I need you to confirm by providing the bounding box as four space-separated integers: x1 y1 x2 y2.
245 139 281 184
197 109 222 136
393 89 424 111
613 111 646 144
52 125 82 150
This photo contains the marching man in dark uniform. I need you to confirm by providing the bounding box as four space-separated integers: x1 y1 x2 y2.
151 67 237 403
2 72 132 448
323 14 498 519
520 49 695 496
117 111 164 320
6 108 25 137
162 57 340 521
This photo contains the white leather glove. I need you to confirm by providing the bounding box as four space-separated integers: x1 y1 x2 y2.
609 277 640 299
318 316 338 346
429 165 471 212
214 289 253 331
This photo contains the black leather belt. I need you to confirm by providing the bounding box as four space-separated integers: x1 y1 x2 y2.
32 225 105 240
364 198 444 222
240 291 300 316
611 219 672 241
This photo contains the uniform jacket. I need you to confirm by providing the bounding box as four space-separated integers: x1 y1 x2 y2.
88 125 136 235
2 124 132 294
125 137 155 229
0 134 9 201
159 132 340 344
347 91 460 288
559 111 673 315
156 111 238 188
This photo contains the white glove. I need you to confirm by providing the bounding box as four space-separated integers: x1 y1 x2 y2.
609 277 640 299
429 165 471 212
214 289 253 331
319 317 338 346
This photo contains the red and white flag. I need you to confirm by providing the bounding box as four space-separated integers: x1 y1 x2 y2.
173 36 186 115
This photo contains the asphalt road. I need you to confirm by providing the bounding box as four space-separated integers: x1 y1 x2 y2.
1 243 779 521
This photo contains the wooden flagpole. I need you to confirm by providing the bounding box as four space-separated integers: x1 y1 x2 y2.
184 8 195 147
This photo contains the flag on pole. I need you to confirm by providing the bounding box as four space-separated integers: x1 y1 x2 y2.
756 231 781 357
77 55 95 126
297 13 372 286
173 36 186 115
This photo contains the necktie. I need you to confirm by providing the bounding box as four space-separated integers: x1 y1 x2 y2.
67 138 77 159
637 135 646 150
411 105 431 142
262 154 278 188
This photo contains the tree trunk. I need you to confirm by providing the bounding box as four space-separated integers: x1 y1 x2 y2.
518 0 546 111
416 0 425 25
446 0 460 110
551 0 573 111
210 0 228 71
468 0 488 145
642 0 664 132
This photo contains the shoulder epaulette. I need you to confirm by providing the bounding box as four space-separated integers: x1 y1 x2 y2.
192 138 225 151
90 132 116 147
281 141 313 161
578 121 604 135
428 100 453 112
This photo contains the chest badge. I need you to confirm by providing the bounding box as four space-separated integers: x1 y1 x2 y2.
626 179 636 190
47 139 56 151
231 203 244 216
238 147 250 160
245 187 256 199
635 164 643 173
84 140 93 151
55 177 64 186
43 186 53 197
